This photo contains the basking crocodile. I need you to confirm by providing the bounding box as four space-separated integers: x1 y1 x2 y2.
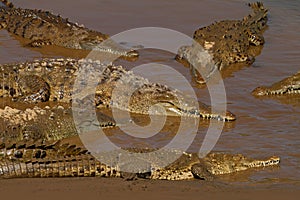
0 105 116 143
0 138 280 180
0 0 138 58
252 71 300 96
176 2 268 84
0 58 236 121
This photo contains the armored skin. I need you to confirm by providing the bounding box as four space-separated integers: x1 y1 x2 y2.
0 0 138 58
176 2 268 84
0 139 280 180
252 71 300 96
0 58 236 121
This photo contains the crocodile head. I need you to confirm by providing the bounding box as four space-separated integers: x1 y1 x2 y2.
155 101 236 121
92 64 236 121
105 83 236 121
252 86 300 96
130 93 236 121
0 105 116 143
192 153 280 179
252 71 300 96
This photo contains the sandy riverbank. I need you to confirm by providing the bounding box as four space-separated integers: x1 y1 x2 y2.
1 177 299 200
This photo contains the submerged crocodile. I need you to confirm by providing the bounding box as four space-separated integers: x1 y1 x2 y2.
0 105 116 143
252 71 300 96
176 2 268 84
0 58 236 121
0 0 138 58
0 138 280 180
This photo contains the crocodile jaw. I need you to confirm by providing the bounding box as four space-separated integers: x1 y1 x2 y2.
244 156 280 168
252 71 300 96
199 110 236 121
252 86 300 96
154 101 236 121
207 155 280 175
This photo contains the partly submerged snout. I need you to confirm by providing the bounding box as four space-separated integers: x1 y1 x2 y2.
252 85 300 96
247 156 280 168
157 101 236 121
252 86 269 96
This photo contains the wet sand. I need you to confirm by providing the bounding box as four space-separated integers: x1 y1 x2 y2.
0 177 299 200
0 0 299 199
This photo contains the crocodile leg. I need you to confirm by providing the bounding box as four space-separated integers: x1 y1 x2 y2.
191 162 215 181
0 105 116 143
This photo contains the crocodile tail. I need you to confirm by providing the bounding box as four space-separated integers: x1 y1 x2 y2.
0 139 121 178
242 1 268 29
0 154 100 178
247 1 268 17
0 0 14 8
0 139 88 161
248 2 266 11
0 154 122 178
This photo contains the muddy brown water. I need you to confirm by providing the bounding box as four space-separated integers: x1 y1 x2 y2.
0 0 299 189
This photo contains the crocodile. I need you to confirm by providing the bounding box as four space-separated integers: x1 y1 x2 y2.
0 105 116 143
0 138 280 180
252 71 300 96
176 2 268 84
0 0 138 59
0 58 236 121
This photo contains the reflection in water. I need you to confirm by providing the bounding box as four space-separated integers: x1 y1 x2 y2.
253 95 300 107
0 0 299 185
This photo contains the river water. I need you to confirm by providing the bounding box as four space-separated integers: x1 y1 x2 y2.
0 0 299 187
